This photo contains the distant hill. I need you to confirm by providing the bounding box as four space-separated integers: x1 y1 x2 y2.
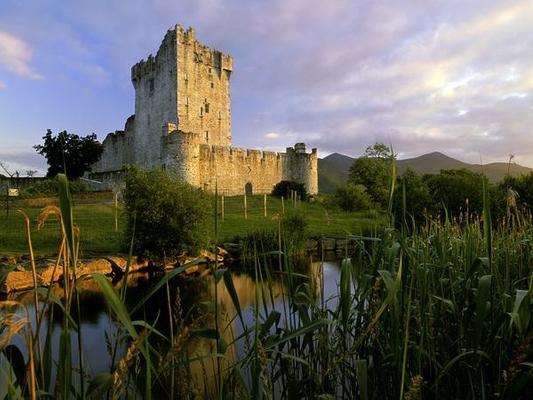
318 153 353 193
318 151 533 193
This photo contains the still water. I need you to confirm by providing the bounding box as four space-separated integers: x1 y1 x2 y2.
4 258 343 396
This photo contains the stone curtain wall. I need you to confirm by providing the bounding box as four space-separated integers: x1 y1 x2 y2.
162 127 317 195
176 27 232 147
197 146 284 195
89 24 318 195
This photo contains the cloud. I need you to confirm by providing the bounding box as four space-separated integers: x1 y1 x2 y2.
2 0 533 167
0 31 43 79
0 81 5 90
0 150 47 176
264 132 280 139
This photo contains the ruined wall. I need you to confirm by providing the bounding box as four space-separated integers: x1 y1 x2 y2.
131 27 178 169
176 27 232 146
91 116 135 173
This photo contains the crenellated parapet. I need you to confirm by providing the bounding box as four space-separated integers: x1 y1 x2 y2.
131 28 177 85
90 24 318 196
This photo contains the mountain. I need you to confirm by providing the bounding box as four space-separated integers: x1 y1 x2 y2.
318 153 353 193
318 151 533 193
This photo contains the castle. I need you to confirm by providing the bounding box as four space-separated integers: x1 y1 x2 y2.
90 25 318 195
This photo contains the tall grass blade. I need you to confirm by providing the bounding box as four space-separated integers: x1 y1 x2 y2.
355 359 368 400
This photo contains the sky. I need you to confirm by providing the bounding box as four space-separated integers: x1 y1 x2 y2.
1 0 533 176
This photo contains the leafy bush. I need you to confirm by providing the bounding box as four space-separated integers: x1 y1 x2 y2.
271 180 307 199
334 183 373 212
123 167 211 259
282 209 308 251
22 178 88 197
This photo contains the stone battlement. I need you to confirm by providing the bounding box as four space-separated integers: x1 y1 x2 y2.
91 24 317 195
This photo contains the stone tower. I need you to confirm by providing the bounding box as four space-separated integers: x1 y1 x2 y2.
90 24 318 196
130 25 232 170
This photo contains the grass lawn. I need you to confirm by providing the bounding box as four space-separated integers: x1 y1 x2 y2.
215 194 383 240
0 193 383 256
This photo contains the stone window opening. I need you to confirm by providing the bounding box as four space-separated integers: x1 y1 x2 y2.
149 78 154 93
200 107 203 117
205 131 209 142
211 82 214 89
205 103 209 113
208 67 212 74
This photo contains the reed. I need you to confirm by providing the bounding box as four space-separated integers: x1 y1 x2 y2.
1 173 532 399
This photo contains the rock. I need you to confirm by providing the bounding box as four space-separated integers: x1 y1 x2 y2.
184 265 199 275
221 243 242 258
83 259 114 275
0 256 18 265
40 264 64 285
199 249 224 263
3 271 43 293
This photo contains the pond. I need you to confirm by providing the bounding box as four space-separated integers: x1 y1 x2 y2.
3 256 344 397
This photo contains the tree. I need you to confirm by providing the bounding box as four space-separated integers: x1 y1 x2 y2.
34 129 103 178
335 183 372 212
123 167 211 259
423 169 487 218
392 168 434 227
271 180 307 199
348 143 394 207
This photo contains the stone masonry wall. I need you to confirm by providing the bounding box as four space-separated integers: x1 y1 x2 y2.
197 145 284 195
131 28 178 169
176 27 232 147
161 127 316 195
282 144 319 195
91 116 135 174
90 24 318 195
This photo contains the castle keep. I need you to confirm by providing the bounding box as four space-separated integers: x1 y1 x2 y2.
91 25 318 195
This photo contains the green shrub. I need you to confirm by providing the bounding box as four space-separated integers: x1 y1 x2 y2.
271 180 306 199
22 178 88 197
334 183 373 212
123 167 211 259
282 209 308 251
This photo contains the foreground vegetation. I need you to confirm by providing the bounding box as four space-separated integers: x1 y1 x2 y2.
0 173 531 399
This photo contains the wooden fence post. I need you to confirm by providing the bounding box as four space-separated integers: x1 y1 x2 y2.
221 195 225 221
263 193 267 217
114 192 118 232
244 193 247 220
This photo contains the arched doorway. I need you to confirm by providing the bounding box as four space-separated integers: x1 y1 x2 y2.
245 182 253 196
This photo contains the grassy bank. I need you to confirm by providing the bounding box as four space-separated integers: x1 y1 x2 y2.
0 176 531 399
0 193 383 256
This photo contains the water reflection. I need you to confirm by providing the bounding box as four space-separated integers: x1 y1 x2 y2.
6 257 342 397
